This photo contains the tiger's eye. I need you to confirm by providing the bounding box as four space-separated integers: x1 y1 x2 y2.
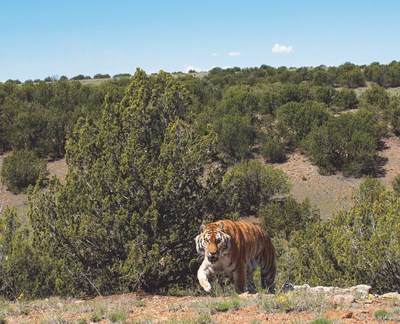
216 238 221 244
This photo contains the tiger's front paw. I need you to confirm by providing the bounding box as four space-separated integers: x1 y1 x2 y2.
199 278 212 293
203 282 212 293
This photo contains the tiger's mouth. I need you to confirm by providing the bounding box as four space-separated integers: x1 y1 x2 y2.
208 255 219 263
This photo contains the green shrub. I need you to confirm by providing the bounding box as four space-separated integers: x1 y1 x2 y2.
392 174 400 194
108 312 126 323
302 110 384 176
215 113 254 160
310 319 333 324
331 88 358 112
276 101 330 147
1 149 47 194
260 197 320 239
194 315 212 324
211 297 240 313
133 300 146 307
77 319 87 324
374 309 393 320
261 136 286 163
0 208 54 299
221 159 290 216
359 84 390 110
89 313 102 322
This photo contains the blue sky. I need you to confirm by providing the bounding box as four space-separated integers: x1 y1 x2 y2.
1 0 399 82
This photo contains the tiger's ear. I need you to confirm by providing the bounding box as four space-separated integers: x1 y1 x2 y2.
200 224 206 232
219 222 224 231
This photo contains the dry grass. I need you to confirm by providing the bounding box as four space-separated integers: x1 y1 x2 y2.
2 288 398 323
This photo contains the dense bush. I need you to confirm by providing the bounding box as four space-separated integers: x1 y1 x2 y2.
215 114 254 160
220 159 290 216
302 110 384 176
359 84 390 110
276 101 330 147
0 208 53 299
0 79 127 157
331 88 358 113
1 150 48 194
260 197 320 239
260 135 286 163
392 174 400 194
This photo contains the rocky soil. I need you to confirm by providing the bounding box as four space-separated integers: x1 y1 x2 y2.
2 285 399 323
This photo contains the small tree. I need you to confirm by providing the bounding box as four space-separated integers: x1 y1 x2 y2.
327 188 400 293
359 84 390 110
302 110 383 176
215 113 254 160
276 101 330 147
0 207 53 299
260 197 320 239
29 70 219 296
261 135 286 163
1 150 47 194
221 159 290 216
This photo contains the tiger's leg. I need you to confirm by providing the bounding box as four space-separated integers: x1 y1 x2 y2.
232 262 246 293
261 266 276 294
246 260 257 293
258 246 276 294
197 259 215 293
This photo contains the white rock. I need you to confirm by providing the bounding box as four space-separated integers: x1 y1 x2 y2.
349 284 372 295
311 286 338 294
239 292 252 299
293 284 310 290
328 294 356 305
381 292 400 300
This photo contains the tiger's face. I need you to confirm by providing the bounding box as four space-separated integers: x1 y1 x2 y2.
195 222 231 263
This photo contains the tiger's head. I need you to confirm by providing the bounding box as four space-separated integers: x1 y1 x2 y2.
195 222 231 263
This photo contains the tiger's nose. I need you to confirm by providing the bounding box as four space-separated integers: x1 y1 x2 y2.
209 251 217 256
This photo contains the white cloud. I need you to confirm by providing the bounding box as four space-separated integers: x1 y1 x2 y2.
228 51 241 57
212 52 218 56
272 43 293 53
185 65 201 73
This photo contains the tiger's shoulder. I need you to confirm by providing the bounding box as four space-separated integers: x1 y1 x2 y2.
211 219 268 240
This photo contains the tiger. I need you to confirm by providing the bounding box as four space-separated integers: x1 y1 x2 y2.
195 219 276 294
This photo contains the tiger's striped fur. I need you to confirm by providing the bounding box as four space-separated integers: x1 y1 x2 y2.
195 220 276 293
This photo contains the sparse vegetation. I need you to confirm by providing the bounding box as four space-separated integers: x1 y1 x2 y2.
108 312 126 323
310 319 333 324
133 300 146 308
89 313 102 322
211 296 240 313
374 309 394 320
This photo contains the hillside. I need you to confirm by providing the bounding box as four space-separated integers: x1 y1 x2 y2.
1 133 400 219
274 133 400 218
2 285 399 323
